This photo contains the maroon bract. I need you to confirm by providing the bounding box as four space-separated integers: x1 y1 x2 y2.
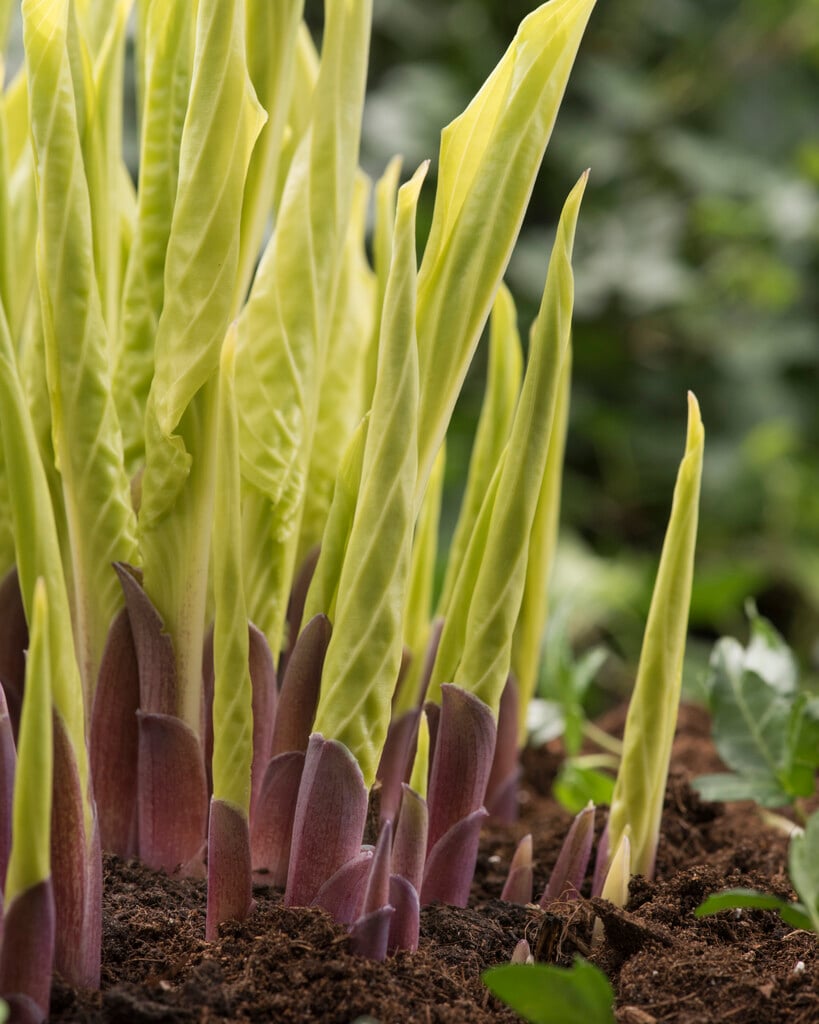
90 608 139 858
0 687 16 906
284 735 368 908
270 614 331 758
501 832 533 905
0 878 55 1024
250 751 305 886
485 674 520 823
206 798 255 941
376 708 420 823
392 784 428 894
543 801 596 904
0 568 26 738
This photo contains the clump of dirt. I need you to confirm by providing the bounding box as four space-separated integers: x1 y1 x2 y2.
47 705 818 1023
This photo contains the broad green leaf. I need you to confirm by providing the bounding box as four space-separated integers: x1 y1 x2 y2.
429 173 586 716
234 0 304 311
301 414 369 626
211 326 252 815
234 1 372 651
693 611 812 808
312 163 426 787
415 0 595 499
512 345 571 741
23 0 138 697
483 958 615 1024
607 393 704 879
139 0 265 733
114 0 196 473
789 810 819 933
0 300 91 844
4 578 52 904
695 888 813 932
299 172 375 561
437 282 522 618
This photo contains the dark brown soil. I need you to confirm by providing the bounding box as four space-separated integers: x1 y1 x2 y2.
48 705 818 1023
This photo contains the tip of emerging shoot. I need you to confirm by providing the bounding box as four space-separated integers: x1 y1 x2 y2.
685 390 705 452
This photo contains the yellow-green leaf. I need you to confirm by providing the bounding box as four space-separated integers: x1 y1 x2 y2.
607 393 705 879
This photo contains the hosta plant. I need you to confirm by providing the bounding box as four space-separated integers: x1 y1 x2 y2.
0 0 613 1012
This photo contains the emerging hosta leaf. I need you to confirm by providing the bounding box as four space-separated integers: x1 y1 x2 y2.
234 0 304 310
606 394 704 880
210 327 252 816
115 0 196 472
0 580 54 1023
270 613 331 758
512 347 571 741
312 164 426 787
437 283 522 618
139 0 266 734
235 1 372 652
250 750 305 886
206 799 253 941
299 173 375 561
23 0 138 698
428 173 586 716
485 675 521 822
415 0 595 496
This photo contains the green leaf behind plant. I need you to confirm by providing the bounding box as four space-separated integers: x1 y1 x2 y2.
483 958 615 1024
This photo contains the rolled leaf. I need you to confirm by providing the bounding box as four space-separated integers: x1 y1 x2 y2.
312 163 426 787
421 807 488 908
235 0 372 654
414 0 595 496
387 874 420 954
139 0 266 738
606 393 704 879
437 283 522 617
23 0 139 700
392 785 428 895
0 687 14 898
312 850 373 926
376 709 420 825
114 0 196 472
593 827 631 945
0 568 27 737
485 674 521 823
512 346 572 741
428 173 587 716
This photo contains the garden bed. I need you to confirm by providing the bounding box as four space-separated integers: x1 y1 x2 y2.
48 706 818 1023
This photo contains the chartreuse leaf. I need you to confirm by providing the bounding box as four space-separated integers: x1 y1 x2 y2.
299 172 375 560
483 957 615 1024
139 0 265 734
211 326 252 816
428 174 586 717
4 578 52 907
312 163 426 787
0 302 91 844
272 21 319 214
23 0 138 698
234 0 304 311
607 394 704 879
693 610 819 808
82 0 132 345
235 1 372 652
302 415 369 625
0 0 13 56
393 444 446 714
437 282 522 619
512 346 571 741
114 0 196 473
363 154 402 411
414 0 595 498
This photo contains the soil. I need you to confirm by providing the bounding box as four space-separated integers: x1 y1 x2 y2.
47 705 818 1023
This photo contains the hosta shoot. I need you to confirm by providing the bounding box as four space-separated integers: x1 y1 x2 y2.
605 393 704 880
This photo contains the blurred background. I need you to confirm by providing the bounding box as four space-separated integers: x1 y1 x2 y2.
6 1 819 700
346 0 819 699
